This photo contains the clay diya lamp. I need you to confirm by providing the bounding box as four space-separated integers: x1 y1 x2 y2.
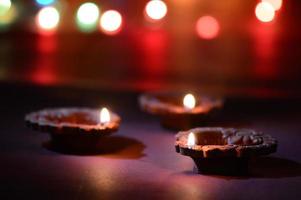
25 107 121 151
175 127 277 175
139 92 223 130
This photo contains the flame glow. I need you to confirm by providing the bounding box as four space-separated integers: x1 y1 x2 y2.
187 132 195 148
183 93 196 109
100 107 110 124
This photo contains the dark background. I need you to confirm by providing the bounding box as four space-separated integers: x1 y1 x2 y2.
0 0 301 93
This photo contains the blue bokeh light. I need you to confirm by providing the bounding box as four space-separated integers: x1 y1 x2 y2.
35 0 56 6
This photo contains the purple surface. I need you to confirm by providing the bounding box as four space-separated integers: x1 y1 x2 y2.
0 83 301 199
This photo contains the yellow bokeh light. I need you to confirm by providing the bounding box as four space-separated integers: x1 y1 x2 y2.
0 0 11 16
255 2 275 23
0 2 17 29
145 0 167 21
100 10 122 35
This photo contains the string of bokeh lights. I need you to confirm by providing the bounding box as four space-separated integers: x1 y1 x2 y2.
0 0 283 38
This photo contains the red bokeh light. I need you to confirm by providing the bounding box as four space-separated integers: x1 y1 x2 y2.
195 16 220 40
250 20 279 80
31 35 57 85
131 28 169 90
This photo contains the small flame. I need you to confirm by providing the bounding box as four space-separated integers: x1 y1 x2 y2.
100 107 110 124
183 93 196 109
187 132 195 148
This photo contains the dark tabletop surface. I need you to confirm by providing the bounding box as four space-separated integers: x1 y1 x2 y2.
0 83 300 199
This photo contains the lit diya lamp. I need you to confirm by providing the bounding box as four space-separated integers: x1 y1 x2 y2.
139 92 223 130
25 107 121 151
175 127 277 175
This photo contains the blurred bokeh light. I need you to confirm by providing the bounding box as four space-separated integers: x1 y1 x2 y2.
0 0 11 16
100 10 122 35
35 0 56 7
195 16 220 39
145 0 167 21
0 1 16 30
255 2 275 23
262 0 282 11
0 0 300 93
76 2 100 33
36 6 60 34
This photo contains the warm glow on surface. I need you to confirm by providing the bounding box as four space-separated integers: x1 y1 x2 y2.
187 132 196 148
100 10 122 35
255 2 275 23
76 2 100 32
262 0 282 10
196 16 220 39
36 7 60 32
100 108 110 124
183 94 196 109
0 0 11 16
145 0 167 21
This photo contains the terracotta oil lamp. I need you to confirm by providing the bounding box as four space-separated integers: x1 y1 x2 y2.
175 127 277 175
25 107 121 151
139 91 223 130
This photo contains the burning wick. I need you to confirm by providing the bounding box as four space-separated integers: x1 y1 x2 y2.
183 93 196 110
100 107 110 125
187 132 196 149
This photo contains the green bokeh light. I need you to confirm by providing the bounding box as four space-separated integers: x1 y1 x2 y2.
76 2 100 33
